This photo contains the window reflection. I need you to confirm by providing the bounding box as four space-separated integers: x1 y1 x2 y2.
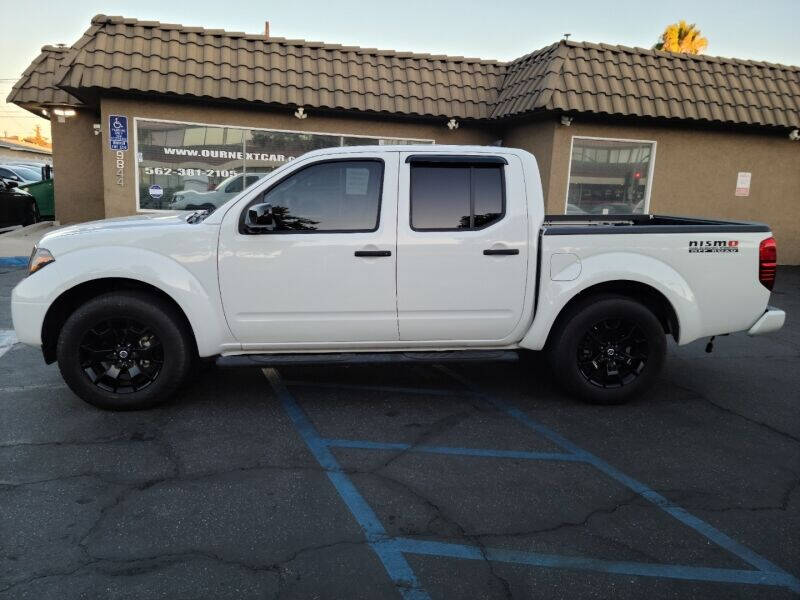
136 120 431 211
566 138 654 215
411 164 504 230
261 160 383 232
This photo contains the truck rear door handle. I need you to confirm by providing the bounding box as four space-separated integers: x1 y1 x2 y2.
483 248 519 256
354 250 391 257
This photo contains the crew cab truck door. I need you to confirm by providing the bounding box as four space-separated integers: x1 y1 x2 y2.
218 152 399 346
396 153 528 342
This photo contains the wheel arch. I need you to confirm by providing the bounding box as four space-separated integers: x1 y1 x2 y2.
543 280 680 350
519 250 705 351
41 278 198 364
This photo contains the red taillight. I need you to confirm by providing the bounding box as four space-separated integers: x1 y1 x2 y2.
759 237 777 291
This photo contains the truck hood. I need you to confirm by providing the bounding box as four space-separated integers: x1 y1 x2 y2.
38 213 195 248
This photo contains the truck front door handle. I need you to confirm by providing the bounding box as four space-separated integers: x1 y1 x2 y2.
354 250 392 257
483 248 519 256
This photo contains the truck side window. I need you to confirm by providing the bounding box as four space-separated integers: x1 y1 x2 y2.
224 176 244 193
254 160 383 232
410 164 504 230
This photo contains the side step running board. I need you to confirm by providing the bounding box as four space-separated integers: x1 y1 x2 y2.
216 350 519 368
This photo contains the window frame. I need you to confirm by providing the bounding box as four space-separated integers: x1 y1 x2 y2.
237 157 386 235
564 135 657 215
409 161 507 232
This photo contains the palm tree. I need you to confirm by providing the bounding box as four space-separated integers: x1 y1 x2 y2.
653 21 708 54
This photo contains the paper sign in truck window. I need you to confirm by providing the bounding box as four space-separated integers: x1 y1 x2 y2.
345 168 370 195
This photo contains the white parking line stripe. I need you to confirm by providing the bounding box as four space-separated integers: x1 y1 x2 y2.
0 330 18 360
0 382 63 393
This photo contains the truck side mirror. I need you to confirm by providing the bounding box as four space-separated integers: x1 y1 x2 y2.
246 202 275 232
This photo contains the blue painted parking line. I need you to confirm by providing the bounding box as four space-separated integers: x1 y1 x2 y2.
389 538 800 589
323 438 581 462
264 368 431 600
269 367 800 596
436 365 800 593
0 256 28 268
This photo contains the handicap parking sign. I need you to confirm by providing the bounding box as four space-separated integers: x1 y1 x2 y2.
109 115 128 151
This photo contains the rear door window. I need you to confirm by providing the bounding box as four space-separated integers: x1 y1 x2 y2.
410 164 504 230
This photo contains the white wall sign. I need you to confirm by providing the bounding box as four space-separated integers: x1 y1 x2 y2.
735 172 752 197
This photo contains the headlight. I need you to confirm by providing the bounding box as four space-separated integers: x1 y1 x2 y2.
28 246 55 276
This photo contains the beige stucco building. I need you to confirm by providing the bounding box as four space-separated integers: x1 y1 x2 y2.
0 139 52 166
9 15 800 263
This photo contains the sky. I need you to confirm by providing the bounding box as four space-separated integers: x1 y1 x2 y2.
1 0 798 140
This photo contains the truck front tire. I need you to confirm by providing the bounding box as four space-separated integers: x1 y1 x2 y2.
56 291 195 410
547 295 666 405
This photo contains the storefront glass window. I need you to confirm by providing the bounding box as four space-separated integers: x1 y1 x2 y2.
135 119 432 211
565 137 655 215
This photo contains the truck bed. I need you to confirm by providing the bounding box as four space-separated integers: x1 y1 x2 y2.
542 214 770 235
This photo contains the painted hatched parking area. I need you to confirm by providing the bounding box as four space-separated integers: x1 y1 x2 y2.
266 366 800 598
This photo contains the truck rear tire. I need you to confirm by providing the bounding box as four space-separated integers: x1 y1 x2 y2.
546 295 666 405
56 291 195 410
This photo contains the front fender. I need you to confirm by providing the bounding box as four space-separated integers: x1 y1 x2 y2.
519 252 702 350
11 246 232 356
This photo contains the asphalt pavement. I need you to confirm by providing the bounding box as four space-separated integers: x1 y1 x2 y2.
0 264 798 599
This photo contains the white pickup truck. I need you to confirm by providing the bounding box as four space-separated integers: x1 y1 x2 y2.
11 145 785 410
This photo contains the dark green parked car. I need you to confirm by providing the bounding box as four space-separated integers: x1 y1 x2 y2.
19 178 54 220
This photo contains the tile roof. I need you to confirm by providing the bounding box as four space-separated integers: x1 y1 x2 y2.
495 40 800 128
9 15 800 130
52 14 506 120
6 45 83 107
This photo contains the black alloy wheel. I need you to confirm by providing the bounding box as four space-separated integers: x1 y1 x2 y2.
57 291 195 410
577 318 649 388
78 317 164 393
547 295 666 405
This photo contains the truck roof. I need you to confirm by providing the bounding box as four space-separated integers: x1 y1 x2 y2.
299 144 530 158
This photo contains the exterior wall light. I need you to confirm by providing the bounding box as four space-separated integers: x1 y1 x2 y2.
294 107 308 119
447 118 459 130
41 108 49 117
560 115 573 126
789 129 800 141
53 107 77 123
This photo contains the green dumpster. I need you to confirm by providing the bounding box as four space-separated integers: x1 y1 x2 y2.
20 178 54 220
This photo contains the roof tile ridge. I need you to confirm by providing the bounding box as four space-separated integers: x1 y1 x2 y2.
89 14 508 65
